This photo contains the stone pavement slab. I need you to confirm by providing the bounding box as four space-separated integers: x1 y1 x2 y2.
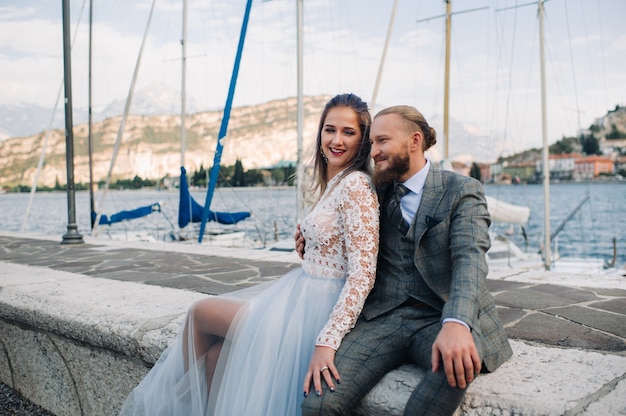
1 232 625 355
2 260 625 416
1 232 626 415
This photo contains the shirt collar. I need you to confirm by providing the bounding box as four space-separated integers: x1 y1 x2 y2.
398 159 430 195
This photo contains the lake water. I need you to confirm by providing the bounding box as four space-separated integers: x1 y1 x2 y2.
1 182 624 266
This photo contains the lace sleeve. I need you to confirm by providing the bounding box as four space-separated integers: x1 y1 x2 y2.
315 172 379 349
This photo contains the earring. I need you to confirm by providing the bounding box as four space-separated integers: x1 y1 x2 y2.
321 152 328 163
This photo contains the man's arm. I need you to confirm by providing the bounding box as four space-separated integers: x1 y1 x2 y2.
433 176 491 388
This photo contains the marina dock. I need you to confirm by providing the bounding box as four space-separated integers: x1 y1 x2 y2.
1 232 624 415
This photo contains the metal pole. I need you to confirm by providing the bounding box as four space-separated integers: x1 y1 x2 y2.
61 0 84 244
296 0 305 223
443 0 451 162
538 0 550 269
88 0 95 229
198 0 253 242
181 0 187 168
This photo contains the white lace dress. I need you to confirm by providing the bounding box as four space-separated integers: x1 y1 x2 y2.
119 170 379 416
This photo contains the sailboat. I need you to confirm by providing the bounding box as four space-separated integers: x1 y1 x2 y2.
176 0 251 244
19 0 164 238
82 0 252 243
89 0 167 238
411 1 536 267
444 1 617 273
416 1 618 273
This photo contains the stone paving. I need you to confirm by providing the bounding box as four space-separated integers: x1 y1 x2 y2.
1 234 624 355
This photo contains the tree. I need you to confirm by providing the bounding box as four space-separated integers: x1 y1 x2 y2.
231 159 246 187
216 165 234 187
549 136 578 154
469 162 482 182
192 164 208 187
580 134 600 155
271 168 285 185
244 169 264 186
132 175 143 189
606 124 626 140
282 163 296 186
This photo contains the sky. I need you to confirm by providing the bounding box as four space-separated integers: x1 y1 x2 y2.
1 0 625 160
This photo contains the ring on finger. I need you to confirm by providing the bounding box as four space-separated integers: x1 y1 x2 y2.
320 366 329 373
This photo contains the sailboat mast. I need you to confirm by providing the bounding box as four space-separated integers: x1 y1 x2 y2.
296 0 305 223
443 0 451 162
198 0 253 243
88 0 95 229
181 0 187 168
538 0 551 269
92 0 157 236
370 0 399 112
415 1 485 165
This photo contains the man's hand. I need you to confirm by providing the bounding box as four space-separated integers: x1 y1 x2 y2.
295 224 306 259
431 322 481 389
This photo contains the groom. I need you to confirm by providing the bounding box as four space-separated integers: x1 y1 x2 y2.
300 105 512 415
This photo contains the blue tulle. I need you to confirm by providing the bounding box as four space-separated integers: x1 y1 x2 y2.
120 268 345 416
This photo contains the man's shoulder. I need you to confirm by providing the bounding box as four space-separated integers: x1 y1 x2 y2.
438 167 481 188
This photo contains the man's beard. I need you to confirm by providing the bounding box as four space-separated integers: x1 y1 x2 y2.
373 151 410 186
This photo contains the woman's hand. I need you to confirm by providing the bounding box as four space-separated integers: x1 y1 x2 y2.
303 346 340 397
295 224 306 259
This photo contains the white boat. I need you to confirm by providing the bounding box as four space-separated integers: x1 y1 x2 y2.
434 1 619 276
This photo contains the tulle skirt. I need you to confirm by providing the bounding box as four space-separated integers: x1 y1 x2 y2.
119 267 345 416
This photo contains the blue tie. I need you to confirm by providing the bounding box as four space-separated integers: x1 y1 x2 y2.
389 184 409 234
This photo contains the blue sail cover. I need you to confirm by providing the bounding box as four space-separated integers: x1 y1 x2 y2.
96 202 161 226
178 166 250 228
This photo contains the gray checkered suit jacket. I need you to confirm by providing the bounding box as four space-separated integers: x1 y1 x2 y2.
362 162 512 372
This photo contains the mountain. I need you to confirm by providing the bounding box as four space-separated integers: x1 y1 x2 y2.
0 83 202 142
3 93 621 189
98 83 205 120
0 102 61 142
0 95 331 188
426 114 505 164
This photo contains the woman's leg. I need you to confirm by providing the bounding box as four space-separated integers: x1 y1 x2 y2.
205 339 223 392
182 297 243 374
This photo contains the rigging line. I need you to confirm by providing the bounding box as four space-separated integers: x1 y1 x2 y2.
448 7 477 138
518 12 538 154
593 0 609 110
578 0 600 114
370 0 398 112
563 1 582 132
543 13 577 139
583 181 600 259
340 1 370 104
482 1 497 160
92 0 158 237
496 0 538 154
486 5 505 156
21 0 89 233
501 1 520 159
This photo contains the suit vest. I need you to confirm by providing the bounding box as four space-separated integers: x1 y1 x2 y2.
362 187 442 320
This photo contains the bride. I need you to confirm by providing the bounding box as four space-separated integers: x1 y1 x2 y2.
119 93 379 415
